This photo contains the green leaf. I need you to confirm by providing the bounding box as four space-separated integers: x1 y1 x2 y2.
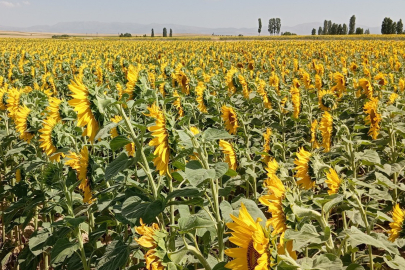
28 228 51 256
50 238 79 266
212 262 230 270
168 248 188 264
312 254 343 269
284 224 324 250
176 130 193 148
323 194 343 213
202 128 233 141
292 205 321 219
178 215 215 232
96 240 129 270
345 227 399 255
166 187 202 201
214 162 229 179
355 150 381 166
110 135 132 152
346 264 365 270
185 160 216 186
220 200 233 224
231 199 267 227
383 255 405 269
65 216 87 228
95 122 119 141
105 153 134 180
121 197 165 224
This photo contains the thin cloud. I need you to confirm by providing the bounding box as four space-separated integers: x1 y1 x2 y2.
0 1 30 7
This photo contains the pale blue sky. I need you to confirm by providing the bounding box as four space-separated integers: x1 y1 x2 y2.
0 0 403 28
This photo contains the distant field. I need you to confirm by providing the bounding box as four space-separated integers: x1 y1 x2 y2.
2 30 405 40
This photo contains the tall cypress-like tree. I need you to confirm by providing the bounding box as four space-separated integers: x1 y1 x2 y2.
311 28 316 35
327 21 332 35
268 19 273 35
397 19 404 34
349 15 356 34
163 28 167 37
342 24 348 35
169 28 173 37
318 27 323 35
151 28 154 37
392 22 397 35
323 20 328 35
276 18 281 35
258 18 262 35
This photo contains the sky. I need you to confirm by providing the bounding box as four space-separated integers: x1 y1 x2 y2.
0 0 404 28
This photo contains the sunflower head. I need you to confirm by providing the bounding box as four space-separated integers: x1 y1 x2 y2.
219 140 238 171
225 203 275 270
294 147 315 190
135 219 167 270
221 105 238 135
388 204 405 242
318 90 337 111
325 168 342 195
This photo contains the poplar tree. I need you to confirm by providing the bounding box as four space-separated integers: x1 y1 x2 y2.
311 28 316 35
163 28 167 37
323 20 328 35
397 19 404 34
318 27 323 35
349 15 356 34
258 18 262 35
342 24 348 35
151 29 154 37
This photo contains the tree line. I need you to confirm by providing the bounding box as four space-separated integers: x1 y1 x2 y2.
381 18 403 34
311 15 369 35
151 28 173 37
258 18 281 35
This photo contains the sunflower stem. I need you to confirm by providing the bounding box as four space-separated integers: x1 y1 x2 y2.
182 239 212 270
118 105 158 200
351 189 374 270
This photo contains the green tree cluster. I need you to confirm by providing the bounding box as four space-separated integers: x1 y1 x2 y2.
268 18 281 35
381 18 404 34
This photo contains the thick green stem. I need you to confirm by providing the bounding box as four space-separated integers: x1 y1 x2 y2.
182 242 212 270
118 105 158 199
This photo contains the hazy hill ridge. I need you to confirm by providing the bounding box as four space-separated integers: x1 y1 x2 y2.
0 21 380 35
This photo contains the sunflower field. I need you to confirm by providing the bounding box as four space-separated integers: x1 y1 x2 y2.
1 39 405 270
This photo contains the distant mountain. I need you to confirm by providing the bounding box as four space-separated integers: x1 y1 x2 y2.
0 21 381 35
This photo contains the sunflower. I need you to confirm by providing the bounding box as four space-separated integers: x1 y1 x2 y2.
374 73 387 86
190 126 200 135
47 97 62 121
225 67 238 95
135 219 164 270
15 106 35 143
6 87 22 120
399 79 405 92
225 203 272 270
315 75 322 90
318 90 337 111
325 168 342 195
290 85 300 119
301 71 313 89
388 204 405 242
332 72 345 97
269 72 280 95
280 97 288 114
221 105 238 134
294 147 314 189
125 64 142 98
364 97 381 140
388 93 399 105
259 158 287 235
219 140 237 171
319 112 333 153
172 90 184 117
65 147 94 203
358 78 373 99
277 232 297 260
196 82 208 113
257 80 271 109
145 103 170 175
173 65 190 95
39 117 64 162
263 128 272 154
310 120 320 149
68 76 100 142
110 115 123 138
16 169 22 183
0 87 8 111
238 74 250 99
